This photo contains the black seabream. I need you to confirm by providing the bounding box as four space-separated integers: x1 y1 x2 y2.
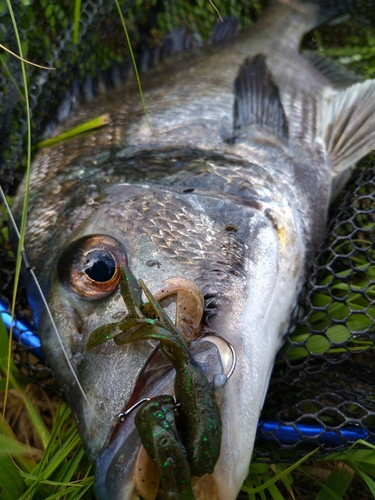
12 0 375 498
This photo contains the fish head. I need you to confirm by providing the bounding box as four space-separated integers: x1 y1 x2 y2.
25 160 300 500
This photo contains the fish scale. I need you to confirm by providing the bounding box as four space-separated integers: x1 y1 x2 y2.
10 0 375 499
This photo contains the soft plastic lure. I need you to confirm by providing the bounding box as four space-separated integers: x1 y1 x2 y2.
135 395 191 499
3 298 374 450
87 266 222 494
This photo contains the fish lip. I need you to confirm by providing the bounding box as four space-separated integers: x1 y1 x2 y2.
105 332 230 446
94 335 231 500
93 348 176 500
107 347 175 445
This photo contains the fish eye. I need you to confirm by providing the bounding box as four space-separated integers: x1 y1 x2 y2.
58 236 127 299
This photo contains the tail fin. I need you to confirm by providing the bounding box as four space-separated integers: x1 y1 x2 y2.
319 79 375 199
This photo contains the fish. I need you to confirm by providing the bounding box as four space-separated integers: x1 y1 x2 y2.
10 0 375 498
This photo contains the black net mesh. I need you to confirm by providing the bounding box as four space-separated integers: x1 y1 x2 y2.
1 0 375 463
254 157 375 459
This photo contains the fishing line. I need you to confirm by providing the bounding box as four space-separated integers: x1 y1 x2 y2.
3 293 373 447
0 185 113 427
3 290 374 447
1 191 235 429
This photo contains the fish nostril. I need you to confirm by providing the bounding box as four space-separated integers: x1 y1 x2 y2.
72 352 83 367
74 311 84 340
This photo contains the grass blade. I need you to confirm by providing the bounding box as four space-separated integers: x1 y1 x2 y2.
114 0 155 135
4 0 32 420
73 0 82 45
351 464 375 497
0 318 50 450
0 455 26 500
0 434 40 458
37 114 110 149
315 464 354 500
242 448 318 494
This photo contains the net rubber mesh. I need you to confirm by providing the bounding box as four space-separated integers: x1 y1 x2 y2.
0 0 375 460
254 158 375 459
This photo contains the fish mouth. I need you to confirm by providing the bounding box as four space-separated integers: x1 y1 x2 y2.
93 334 237 500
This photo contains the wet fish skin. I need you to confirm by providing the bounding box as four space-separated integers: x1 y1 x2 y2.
11 0 375 499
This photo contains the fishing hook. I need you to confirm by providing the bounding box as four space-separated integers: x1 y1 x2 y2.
115 330 237 422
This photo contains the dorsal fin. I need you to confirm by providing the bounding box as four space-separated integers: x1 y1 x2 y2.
209 16 241 44
232 54 288 144
303 52 361 89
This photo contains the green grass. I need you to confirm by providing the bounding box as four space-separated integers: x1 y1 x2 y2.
1 0 375 499
1 307 93 500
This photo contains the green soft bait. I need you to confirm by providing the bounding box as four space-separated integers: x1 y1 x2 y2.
135 395 190 498
87 265 222 487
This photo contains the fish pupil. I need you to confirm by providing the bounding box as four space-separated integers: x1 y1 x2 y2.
83 250 116 282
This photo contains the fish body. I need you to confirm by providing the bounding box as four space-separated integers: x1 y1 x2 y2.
11 1 375 499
